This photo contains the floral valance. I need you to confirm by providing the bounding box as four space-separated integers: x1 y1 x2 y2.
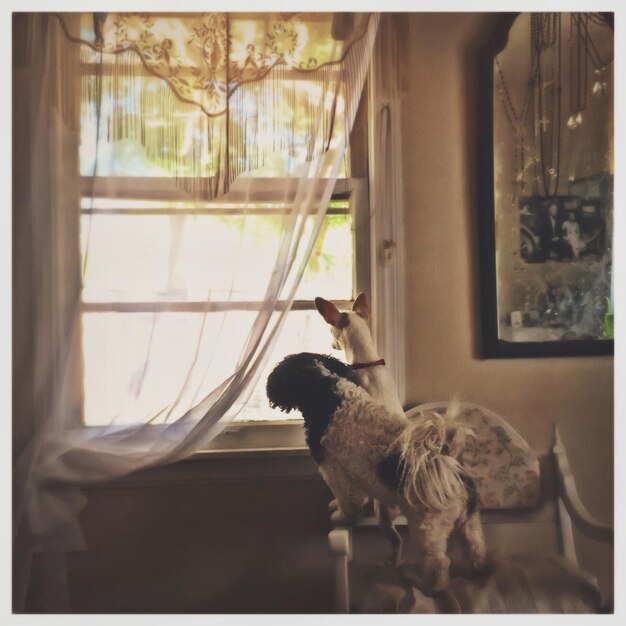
39 12 378 197
58 12 372 117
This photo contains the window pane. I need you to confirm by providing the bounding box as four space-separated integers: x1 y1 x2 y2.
82 310 342 426
81 213 353 302
295 213 354 301
83 311 247 426
236 310 344 421
80 75 200 177
80 74 348 178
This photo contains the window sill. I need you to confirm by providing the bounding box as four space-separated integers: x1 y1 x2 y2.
79 420 319 490
195 419 307 456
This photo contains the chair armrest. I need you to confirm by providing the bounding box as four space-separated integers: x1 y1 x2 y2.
553 426 613 544
328 527 353 560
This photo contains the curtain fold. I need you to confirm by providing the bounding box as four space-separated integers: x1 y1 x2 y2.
13 13 84 611
13 11 379 611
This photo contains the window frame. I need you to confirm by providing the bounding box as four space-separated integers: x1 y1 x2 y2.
76 68 380 451
78 176 368 435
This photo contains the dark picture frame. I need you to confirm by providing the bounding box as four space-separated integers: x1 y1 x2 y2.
477 12 614 358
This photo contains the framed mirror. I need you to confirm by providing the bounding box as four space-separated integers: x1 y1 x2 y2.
478 13 614 358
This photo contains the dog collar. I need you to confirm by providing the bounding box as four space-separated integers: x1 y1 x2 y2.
350 358 386 370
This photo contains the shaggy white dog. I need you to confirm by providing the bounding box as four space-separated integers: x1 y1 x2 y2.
266 352 487 596
314 294 483 565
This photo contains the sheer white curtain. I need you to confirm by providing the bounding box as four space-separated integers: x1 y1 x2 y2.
13 12 379 611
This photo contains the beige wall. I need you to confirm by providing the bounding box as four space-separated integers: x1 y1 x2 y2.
400 12 613 599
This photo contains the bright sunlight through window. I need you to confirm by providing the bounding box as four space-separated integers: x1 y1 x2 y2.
79 72 356 426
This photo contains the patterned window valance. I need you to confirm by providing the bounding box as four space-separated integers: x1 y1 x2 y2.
58 12 372 117
38 12 377 197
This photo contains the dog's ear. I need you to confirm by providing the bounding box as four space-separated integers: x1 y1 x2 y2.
315 297 341 326
352 293 370 319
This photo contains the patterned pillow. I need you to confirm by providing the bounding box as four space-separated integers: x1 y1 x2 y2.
406 402 541 510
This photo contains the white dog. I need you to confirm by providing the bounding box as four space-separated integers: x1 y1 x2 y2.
315 293 405 552
267 352 487 595
315 293 403 416
315 294 488 580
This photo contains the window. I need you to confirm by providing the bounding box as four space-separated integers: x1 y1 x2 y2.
79 58 370 427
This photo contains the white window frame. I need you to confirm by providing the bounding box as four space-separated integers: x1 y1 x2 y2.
79 176 368 444
77 77 406 454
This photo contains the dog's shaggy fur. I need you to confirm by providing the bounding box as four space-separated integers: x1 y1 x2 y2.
267 352 488 595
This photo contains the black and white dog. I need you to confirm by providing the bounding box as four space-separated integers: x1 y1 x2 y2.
267 352 487 595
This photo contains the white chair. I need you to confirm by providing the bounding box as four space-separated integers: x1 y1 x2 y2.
328 402 613 613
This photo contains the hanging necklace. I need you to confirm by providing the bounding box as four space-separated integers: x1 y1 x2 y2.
495 56 533 194
578 13 613 68
498 13 611 200
567 13 588 128
531 12 562 198
586 12 611 28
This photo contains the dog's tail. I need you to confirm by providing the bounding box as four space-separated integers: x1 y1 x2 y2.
394 408 469 510
441 398 476 459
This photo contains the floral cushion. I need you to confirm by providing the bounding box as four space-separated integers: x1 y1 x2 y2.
406 402 541 510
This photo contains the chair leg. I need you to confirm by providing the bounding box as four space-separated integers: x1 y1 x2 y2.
378 501 402 565
328 528 352 613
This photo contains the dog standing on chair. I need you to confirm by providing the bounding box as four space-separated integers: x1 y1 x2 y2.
315 293 404 554
266 352 487 595
314 293 488 583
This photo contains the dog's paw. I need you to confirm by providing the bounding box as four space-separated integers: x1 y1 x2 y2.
398 565 432 596
398 559 451 597
464 543 490 576
328 499 340 513
471 554 489 572
330 508 358 526
468 551 492 577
